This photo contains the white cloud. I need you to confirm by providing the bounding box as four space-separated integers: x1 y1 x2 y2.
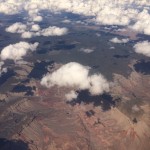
134 41 150 57
41 62 109 96
40 26 68 36
0 61 7 76
6 22 68 38
110 37 129 43
21 31 33 38
62 19 71 23
65 90 78 101
88 74 109 95
0 1 22 15
5 22 34 39
1 0 150 35
95 8 130 26
79 48 94 53
129 9 150 35
33 15 43 22
0 42 39 61
31 24 40 31
5 22 27 33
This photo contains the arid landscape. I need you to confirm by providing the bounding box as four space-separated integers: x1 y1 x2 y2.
0 61 149 150
0 1 150 150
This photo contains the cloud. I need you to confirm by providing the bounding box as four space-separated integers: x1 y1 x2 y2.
95 7 130 26
31 24 40 31
32 15 43 22
79 48 94 53
5 22 27 33
6 22 68 38
5 22 34 38
39 26 68 36
65 90 78 101
24 2 43 22
41 62 110 96
0 1 22 15
21 31 33 38
0 42 39 61
0 61 7 76
134 41 150 57
129 9 150 35
110 37 129 43
1 0 150 35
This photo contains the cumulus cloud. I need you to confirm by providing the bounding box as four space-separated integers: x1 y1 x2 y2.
129 9 150 35
6 22 68 38
0 42 39 61
95 7 130 26
22 0 148 34
39 26 68 36
0 1 22 15
62 19 71 23
79 48 94 53
110 37 129 43
33 15 43 22
134 41 150 57
5 22 27 33
31 24 40 31
21 31 33 38
41 62 110 97
24 2 43 22
1 0 150 35
22 26 68 38
5 22 34 38
65 90 78 101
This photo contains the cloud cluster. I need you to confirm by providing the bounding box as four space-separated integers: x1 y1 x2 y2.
41 62 110 100
6 22 68 38
129 9 150 35
0 0 22 15
110 37 129 44
134 41 150 57
1 0 150 35
0 42 39 61
65 90 78 101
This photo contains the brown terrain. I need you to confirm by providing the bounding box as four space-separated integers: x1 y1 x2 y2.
74 24 138 40
0 62 150 150
113 28 138 40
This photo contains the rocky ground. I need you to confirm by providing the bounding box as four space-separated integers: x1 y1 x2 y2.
0 61 150 150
